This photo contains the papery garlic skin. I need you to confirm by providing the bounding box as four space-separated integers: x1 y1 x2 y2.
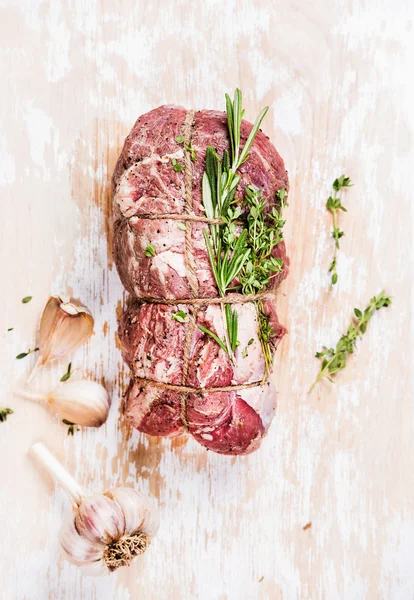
105 488 159 538
48 380 111 427
28 295 94 382
60 487 158 575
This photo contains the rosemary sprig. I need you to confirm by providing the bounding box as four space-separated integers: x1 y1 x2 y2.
327 175 352 286
0 408 13 423
309 291 391 391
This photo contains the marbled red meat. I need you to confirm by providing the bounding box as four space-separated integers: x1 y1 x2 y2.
113 103 289 455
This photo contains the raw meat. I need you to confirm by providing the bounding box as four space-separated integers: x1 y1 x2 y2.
113 104 288 455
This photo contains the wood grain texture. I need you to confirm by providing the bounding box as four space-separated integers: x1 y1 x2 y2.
0 1 413 598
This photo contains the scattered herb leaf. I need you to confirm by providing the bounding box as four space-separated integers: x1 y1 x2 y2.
22 296 32 304
171 158 184 172
175 135 185 143
0 408 13 423
172 311 187 323
60 362 72 382
177 223 186 231
7 328 13 332
326 175 352 287
309 291 391 391
144 243 156 258
16 347 39 360
62 419 79 436
184 144 196 161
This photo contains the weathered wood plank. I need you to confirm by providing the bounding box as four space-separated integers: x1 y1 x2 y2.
0 1 412 598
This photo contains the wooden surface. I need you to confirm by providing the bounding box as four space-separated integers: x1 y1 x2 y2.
1 1 413 598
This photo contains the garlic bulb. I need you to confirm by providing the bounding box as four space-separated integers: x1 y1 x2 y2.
16 380 111 427
28 295 94 382
30 443 159 576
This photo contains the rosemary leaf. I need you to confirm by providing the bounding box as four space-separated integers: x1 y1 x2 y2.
198 325 228 354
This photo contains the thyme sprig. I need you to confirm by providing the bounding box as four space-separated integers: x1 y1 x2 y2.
309 291 391 391
0 408 13 423
327 175 352 286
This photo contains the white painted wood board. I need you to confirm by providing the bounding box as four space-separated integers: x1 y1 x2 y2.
0 1 413 598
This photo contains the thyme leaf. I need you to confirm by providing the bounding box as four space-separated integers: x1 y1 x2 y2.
144 243 156 257
309 291 391 391
16 348 39 359
62 419 79 436
171 158 184 172
60 362 72 382
21 296 32 304
172 311 187 323
0 408 13 423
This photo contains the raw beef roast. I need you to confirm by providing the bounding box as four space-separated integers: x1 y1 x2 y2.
113 104 289 455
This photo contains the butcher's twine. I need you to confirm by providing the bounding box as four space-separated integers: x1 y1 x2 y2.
130 109 273 430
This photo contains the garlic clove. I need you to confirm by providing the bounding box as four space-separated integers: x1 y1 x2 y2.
48 380 111 427
60 518 105 566
106 487 159 538
75 494 126 545
17 380 111 428
28 295 94 382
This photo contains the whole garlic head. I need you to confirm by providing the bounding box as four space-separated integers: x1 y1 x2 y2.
61 488 159 575
30 443 159 576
